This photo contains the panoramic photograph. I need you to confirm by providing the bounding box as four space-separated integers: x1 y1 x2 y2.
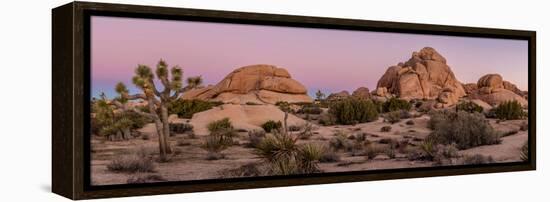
89 16 529 185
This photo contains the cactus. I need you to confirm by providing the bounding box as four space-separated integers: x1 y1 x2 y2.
107 60 202 160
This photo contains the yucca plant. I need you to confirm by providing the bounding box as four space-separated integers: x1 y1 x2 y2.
520 141 529 161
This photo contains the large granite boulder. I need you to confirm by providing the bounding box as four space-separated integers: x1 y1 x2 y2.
181 64 313 104
352 87 371 99
469 73 527 107
376 47 466 106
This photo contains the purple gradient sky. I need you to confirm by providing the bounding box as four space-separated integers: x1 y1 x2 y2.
91 16 528 98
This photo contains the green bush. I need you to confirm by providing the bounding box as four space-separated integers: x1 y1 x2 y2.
428 110 500 149
384 111 401 124
262 120 282 133
169 123 193 134
298 104 323 114
382 97 411 112
168 99 223 119
493 100 525 120
329 97 379 125
318 113 336 126
207 118 233 133
456 101 483 113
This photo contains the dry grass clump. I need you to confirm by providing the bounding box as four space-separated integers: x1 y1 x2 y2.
297 122 314 140
520 141 529 161
247 130 266 148
107 148 155 173
462 154 495 165
126 174 165 184
380 126 392 132
218 163 265 178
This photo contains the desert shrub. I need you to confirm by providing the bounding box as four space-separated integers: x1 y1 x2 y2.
432 144 460 165
380 126 392 132
127 174 165 184
463 154 495 165
169 123 193 134
318 113 336 126
245 102 261 105
384 147 396 159
329 133 352 151
365 144 386 160
520 141 529 161
247 130 266 148
406 120 414 125
329 97 379 125
168 99 222 119
207 118 233 133
92 100 151 139
176 139 191 146
298 123 314 140
262 120 282 133
107 149 155 173
219 163 264 178
288 125 302 132
456 101 483 113
384 111 402 124
493 100 525 120
383 97 412 112
354 132 367 142
298 105 323 114
428 110 500 149
319 149 341 162
520 122 528 131
202 132 234 160
500 129 519 137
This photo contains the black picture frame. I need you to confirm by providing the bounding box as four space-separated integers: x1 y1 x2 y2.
52 1 536 200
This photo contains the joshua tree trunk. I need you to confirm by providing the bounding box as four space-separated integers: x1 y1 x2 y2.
160 104 172 154
283 111 288 134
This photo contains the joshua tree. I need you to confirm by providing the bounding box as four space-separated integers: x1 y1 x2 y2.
107 59 202 160
277 102 291 134
315 90 325 101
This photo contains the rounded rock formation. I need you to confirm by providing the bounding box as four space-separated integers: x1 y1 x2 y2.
181 64 313 104
469 73 527 107
352 87 371 99
376 47 466 107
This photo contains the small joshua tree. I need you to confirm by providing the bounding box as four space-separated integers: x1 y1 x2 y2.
108 60 202 160
315 90 325 101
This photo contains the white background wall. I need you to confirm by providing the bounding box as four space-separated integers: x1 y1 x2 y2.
0 0 547 201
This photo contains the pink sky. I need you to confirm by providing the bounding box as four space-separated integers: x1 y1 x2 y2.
91 16 528 98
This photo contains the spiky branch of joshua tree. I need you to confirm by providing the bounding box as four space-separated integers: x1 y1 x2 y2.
107 59 202 160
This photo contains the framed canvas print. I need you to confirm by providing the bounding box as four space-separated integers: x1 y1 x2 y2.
52 1 536 200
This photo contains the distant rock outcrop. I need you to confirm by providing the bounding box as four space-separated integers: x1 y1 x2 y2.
352 87 371 99
327 90 350 101
181 64 313 104
468 74 527 107
376 47 466 107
